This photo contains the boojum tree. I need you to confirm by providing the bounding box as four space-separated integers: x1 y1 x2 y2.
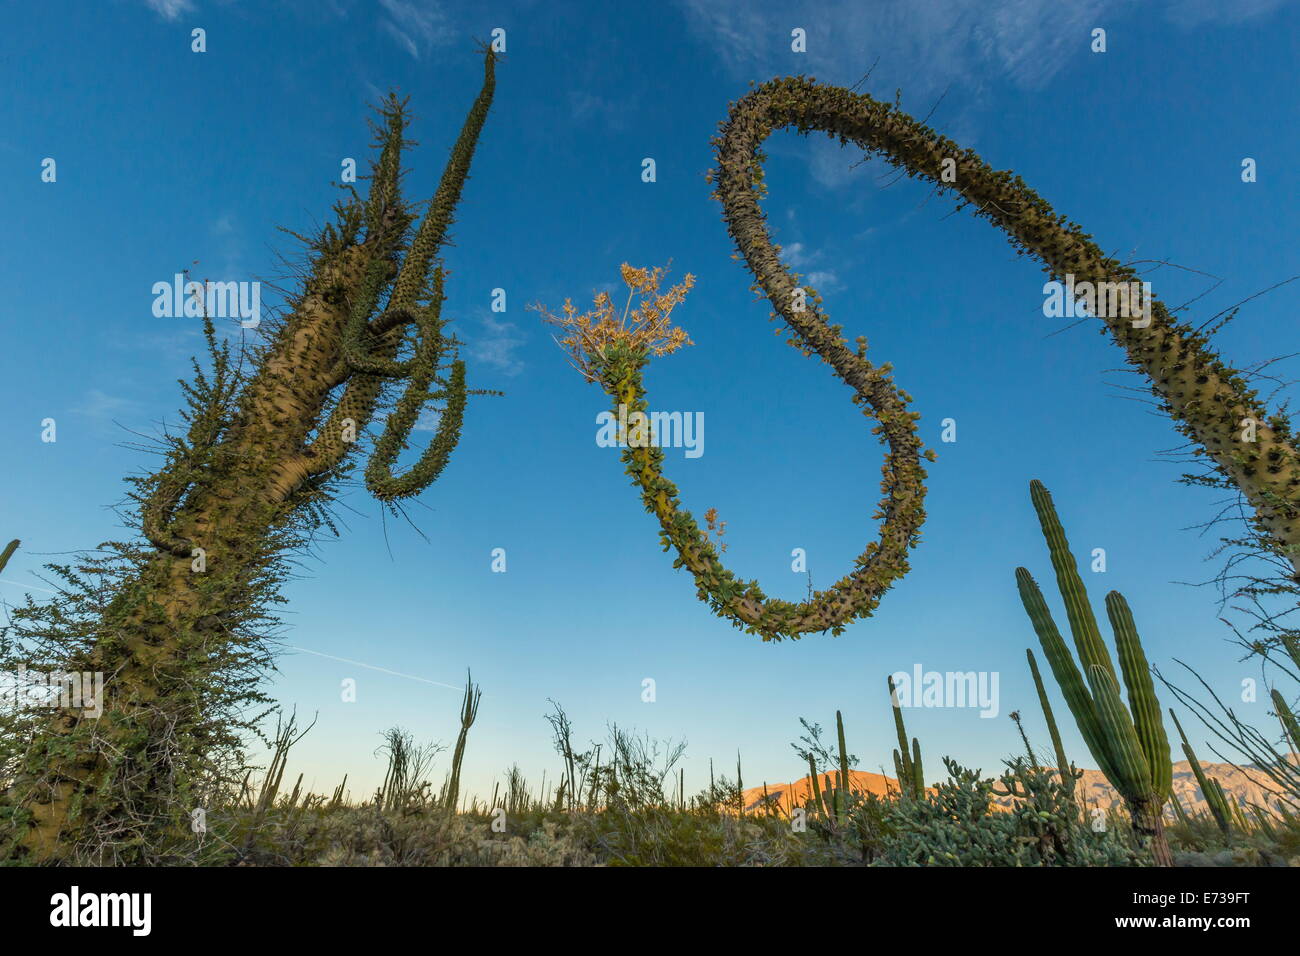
2 50 499 862
541 74 1299 642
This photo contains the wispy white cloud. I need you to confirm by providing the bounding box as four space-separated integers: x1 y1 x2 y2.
379 0 452 59
142 0 197 20
781 241 817 268
679 0 1294 103
1167 0 1289 25
413 407 443 432
467 312 526 378
412 311 524 430
678 0 1294 189
569 91 631 132
678 0 1113 95
806 270 842 292
73 389 146 425
207 211 248 279
780 242 843 293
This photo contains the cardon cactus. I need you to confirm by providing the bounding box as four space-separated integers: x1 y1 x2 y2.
1275 635 1300 755
0 540 17 575
443 670 481 812
1170 709 1233 835
835 709 852 821
888 676 925 801
1015 480 1174 865
1026 648 1078 797
806 753 825 816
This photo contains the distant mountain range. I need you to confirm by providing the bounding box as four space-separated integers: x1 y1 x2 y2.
742 759 1297 819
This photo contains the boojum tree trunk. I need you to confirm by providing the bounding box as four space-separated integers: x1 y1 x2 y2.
733 78 1300 574
6 51 497 862
546 76 1298 647
711 77 1300 582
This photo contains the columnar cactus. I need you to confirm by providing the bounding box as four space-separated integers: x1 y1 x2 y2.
444 669 481 811
1274 688 1300 756
1170 709 1233 835
1026 647 1077 797
4 51 498 862
1016 480 1174 864
835 709 851 820
888 675 925 800
806 753 825 816
0 540 17 575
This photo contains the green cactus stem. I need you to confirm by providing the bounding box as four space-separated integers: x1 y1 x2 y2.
736 751 744 816
835 709 852 821
1016 480 1174 865
0 540 17 575
888 675 924 800
444 669 481 812
1027 647 1077 797
806 753 824 816
1272 688 1300 756
1169 710 1232 835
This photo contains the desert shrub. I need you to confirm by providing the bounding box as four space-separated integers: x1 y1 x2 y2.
1167 804 1300 866
581 806 831 867
870 758 1148 867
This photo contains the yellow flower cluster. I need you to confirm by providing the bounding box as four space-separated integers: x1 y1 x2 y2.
535 263 695 382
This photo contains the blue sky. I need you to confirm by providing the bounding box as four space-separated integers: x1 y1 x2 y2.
1 0 1297 804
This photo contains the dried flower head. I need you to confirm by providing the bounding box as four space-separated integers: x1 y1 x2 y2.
533 263 695 383
704 506 728 553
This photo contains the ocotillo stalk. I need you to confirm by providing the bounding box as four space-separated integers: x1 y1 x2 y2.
1016 480 1174 865
4 50 499 862
444 669 481 811
1027 648 1076 797
1170 710 1233 835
